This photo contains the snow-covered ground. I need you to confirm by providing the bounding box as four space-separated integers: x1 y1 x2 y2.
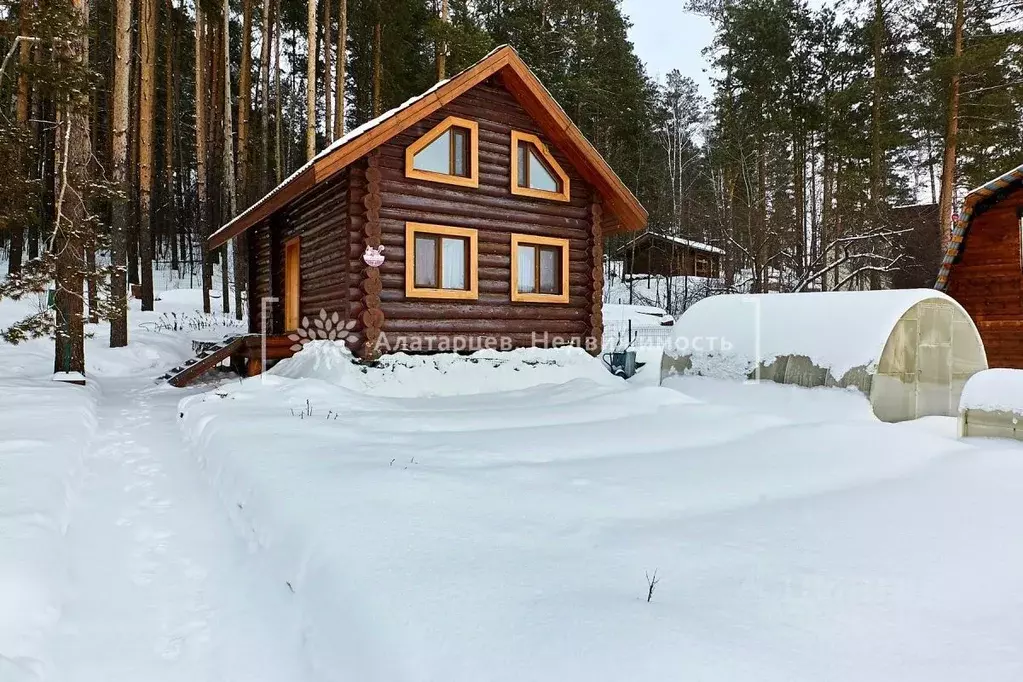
177 342 1023 682
3 266 1023 681
0 281 307 682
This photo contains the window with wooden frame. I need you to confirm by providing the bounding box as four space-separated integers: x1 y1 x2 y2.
695 254 711 278
405 116 479 188
405 223 479 300
511 234 570 303
510 131 571 202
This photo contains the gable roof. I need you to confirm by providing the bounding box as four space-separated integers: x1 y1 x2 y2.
934 162 1023 291
616 230 725 257
208 45 648 250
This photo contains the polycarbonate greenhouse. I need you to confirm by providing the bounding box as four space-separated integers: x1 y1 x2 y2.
660 289 989 422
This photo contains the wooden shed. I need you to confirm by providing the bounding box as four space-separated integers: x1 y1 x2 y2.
617 230 723 279
935 163 1023 369
202 45 646 376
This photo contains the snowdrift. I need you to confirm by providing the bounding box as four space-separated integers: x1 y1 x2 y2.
661 289 989 421
177 352 1023 682
959 369 1023 440
0 381 97 681
268 341 622 397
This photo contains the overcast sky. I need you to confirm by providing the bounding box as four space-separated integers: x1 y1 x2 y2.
620 0 718 96
621 0 834 97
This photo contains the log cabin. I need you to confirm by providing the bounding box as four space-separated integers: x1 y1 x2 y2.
617 230 723 279
935 162 1023 369
203 46 647 377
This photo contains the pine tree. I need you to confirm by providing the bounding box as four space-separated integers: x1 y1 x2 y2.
196 0 212 313
306 0 317 158
139 0 157 310
334 0 346 136
109 0 133 345
53 0 93 374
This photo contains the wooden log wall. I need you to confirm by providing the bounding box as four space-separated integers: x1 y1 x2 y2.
359 151 385 359
367 76 599 354
247 172 350 336
589 195 604 346
622 240 721 279
947 184 1023 369
247 218 272 334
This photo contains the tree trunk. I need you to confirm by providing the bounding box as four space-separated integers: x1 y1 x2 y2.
334 0 346 137
10 5 33 277
219 0 233 316
868 0 885 290
238 0 252 206
138 0 157 310
274 0 282 182
128 32 141 287
323 0 333 141
372 20 382 117
166 0 177 271
306 0 318 159
109 0 132 346
223 0 243 319
436 0 448 80
938 0 965 248
196 1 212 313
259 0 271 192
54 0 92 376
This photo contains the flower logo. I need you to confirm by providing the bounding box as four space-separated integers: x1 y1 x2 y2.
363 244 386 267
288 310 358 352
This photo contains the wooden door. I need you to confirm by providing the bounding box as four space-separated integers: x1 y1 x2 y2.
284 237 301 331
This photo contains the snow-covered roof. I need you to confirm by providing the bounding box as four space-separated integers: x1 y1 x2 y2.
891 202 938 210
665 289 972 379
621 231 725 255
961 369 1023 416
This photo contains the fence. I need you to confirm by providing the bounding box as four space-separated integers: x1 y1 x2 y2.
602 321 674 351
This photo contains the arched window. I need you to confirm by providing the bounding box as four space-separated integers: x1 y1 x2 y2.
510 131 570 202
405 116 479 188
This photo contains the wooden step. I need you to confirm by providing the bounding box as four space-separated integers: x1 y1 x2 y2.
165 335 255 388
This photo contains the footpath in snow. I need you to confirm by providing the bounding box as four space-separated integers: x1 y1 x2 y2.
0 291 310 682
48 377 308 682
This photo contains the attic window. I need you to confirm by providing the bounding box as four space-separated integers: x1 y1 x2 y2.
405 116 479 188
511 131 570 202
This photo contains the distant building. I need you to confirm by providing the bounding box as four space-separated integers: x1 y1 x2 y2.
890 202 942 290
617 230 724 279
936 162 1023 369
